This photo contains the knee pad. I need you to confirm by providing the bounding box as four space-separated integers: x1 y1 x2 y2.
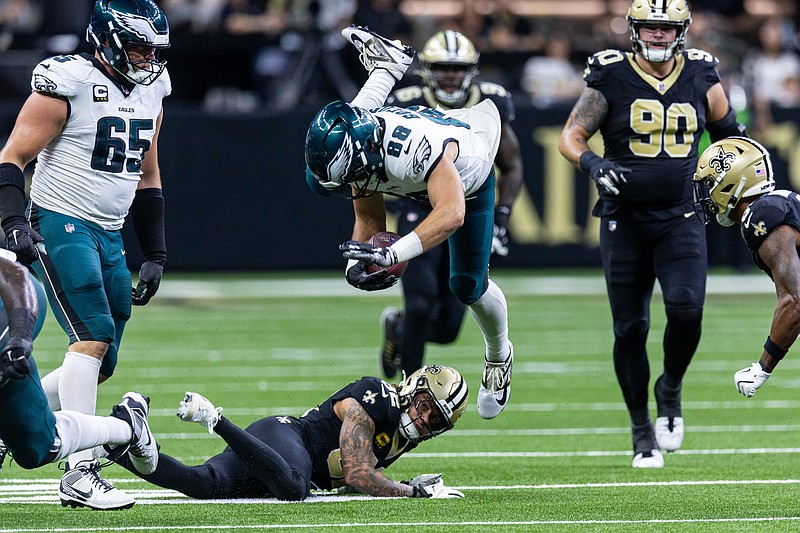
449 275 486 305
614 317 649 340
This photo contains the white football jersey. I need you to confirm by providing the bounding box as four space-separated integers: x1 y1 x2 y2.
29 54 171 230
371 99 500 202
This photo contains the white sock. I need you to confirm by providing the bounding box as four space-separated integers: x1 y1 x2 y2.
468 279 511 363
52 411 132 462
59 351 102 466
351 70 396 109
39 367 62 411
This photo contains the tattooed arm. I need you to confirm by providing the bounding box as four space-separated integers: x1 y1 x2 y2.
334 397 415 497
558 87 609 167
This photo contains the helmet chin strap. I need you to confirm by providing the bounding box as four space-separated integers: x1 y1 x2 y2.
716 176 747 227
639 40 679 63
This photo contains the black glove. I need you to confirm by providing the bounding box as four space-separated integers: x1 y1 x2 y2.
580 152 631 196
340 240 397 267
2 216 42 265
132 260 163 306
0 337 32 388
345 261 397 291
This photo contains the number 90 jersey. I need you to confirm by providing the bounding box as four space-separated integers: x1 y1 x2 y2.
371 100 500 203
584 48 720 211
28 53 171 230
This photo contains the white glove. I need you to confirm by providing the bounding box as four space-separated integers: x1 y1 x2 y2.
734 362 771 398
413 478 464 498
406 473 442 487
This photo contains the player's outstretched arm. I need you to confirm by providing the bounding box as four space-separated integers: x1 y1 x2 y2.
336 398 414 497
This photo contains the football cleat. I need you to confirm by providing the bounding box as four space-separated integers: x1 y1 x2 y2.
0 438 8 473
380 307 402 378
178 391 222 434
59 460 134 510
654 375 683 451
106 392 159 474
632 449 664 469
477 344 513 419
341 25 415 80
655 416 684 452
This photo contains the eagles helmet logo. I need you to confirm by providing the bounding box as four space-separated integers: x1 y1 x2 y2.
115 11 169 46
33 74 57 93
708 146 735 174
327 133 354 184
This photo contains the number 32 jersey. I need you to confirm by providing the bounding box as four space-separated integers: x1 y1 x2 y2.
29 53 171 230
584 48 720 211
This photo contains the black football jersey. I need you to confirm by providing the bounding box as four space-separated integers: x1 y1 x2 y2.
740 190 800 278
292 376 416 490
584 48 721 214
387 81 515 125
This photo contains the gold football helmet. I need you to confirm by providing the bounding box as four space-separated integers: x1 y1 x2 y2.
693 137 775 227
418 30 479 107
627 0 691 62
398 365 468 442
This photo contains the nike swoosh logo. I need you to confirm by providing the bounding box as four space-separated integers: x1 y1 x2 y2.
67 484 93 499
403 143 411 154
684 211 696 218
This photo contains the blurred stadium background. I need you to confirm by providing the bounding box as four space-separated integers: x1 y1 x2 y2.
0 0 797 272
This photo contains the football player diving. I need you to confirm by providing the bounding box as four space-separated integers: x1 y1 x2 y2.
111 365 467 500
693 137 796 398
0 249 159 511
305 26 515 421
378 30 524 380
559 0 745 468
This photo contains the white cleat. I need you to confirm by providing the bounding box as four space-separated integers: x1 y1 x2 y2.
477 344 513 419
112 392 159 475
59 460 134 510
632 449 664 469
655 416 684 452
341 25 415 80
178 391 222 434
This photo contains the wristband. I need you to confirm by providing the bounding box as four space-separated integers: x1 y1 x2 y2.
764 336 788 360
494 205 511 227
389 231 423 263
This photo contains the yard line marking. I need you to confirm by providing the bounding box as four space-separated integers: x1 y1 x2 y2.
408 447 800 458
152 274 774 299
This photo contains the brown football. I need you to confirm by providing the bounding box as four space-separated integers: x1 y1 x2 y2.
366 231 409 277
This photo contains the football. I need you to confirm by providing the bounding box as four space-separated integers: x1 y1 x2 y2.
366 231 409 277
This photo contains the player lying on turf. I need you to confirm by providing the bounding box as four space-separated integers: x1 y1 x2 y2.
0 249 158 511
110 365 467 500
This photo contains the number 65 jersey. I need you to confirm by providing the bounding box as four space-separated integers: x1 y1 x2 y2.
584 48 720 212
28 53 171 230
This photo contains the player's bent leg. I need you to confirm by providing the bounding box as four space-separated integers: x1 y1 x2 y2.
0 360 58 470
379 307 402 378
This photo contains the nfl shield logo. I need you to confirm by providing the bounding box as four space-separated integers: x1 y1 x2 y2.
608 220 617 232
64 223 75 233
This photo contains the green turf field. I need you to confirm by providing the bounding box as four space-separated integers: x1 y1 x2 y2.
1 271 799 532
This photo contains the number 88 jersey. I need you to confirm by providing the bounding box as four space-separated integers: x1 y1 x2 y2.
29 53 171 231
584 48 720 210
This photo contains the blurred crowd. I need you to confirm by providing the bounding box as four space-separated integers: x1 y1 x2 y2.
0 0 799 131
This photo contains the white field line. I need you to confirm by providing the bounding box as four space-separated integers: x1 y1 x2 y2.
153 274 774 299
4 517 800 532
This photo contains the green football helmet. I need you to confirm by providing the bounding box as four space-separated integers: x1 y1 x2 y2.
627 0 691 63
87 0 170 86
304 101 385 199
693 137 775 227
398 365 468 443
